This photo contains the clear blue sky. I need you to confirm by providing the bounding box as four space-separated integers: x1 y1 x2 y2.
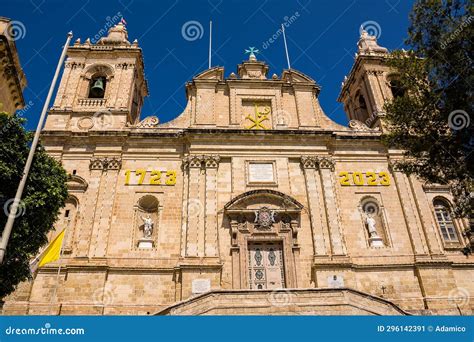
3 0 414 129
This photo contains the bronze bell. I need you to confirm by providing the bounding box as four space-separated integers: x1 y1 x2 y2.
89 78 105 98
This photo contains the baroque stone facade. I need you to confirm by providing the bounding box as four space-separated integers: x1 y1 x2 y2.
3 23 473 315
0 17 27 114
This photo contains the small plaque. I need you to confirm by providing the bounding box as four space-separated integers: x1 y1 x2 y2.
192 279 211 294
328 275 344 288
137 238 154 249
249 163 274 183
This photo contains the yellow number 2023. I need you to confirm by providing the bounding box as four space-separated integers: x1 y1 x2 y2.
339 171 390 186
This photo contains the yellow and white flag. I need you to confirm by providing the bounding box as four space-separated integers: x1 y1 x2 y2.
38 229 66 267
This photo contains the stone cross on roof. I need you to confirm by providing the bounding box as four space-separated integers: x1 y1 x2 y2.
244 47 260 61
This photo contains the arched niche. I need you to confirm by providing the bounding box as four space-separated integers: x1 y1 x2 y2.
132 194 160 249
61 195 80 254
358 196 391 248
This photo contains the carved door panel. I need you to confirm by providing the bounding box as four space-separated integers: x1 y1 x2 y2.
248 242 285 289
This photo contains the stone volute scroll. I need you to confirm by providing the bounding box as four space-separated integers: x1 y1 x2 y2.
136 116 160 128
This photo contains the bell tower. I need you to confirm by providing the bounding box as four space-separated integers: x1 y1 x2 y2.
45 22 148 131
338 30 396 130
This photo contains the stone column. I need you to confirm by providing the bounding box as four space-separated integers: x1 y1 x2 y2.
75 161 102 257
365 70 385 113
203 155 220 257
318 157 346 255
389 162 431 255
183 155 203 257
300 156 328 256
54 61 73 108
230 220 241 289
88 157 122 257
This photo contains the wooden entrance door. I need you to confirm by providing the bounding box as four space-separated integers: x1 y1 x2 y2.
248 242 285 289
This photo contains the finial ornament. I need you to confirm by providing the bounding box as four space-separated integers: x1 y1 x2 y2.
244 47 260 61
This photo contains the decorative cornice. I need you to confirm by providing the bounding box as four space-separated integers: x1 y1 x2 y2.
89 158 104 170
182 155 204 169
64 61 85 69
203 155 220 168
182 154 221 169
300 155 319 169
300 156 335 171
366 69 385 76
89 157 122 171
388 161 403 172
318 157 335 171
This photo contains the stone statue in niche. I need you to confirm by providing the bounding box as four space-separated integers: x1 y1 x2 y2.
365 213 379 238
140 214 154 238
363 201 384 248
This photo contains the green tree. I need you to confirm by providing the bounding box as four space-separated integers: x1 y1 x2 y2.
0 112 68 299
383 0 473 221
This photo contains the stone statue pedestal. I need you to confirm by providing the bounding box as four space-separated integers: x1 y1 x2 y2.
137 238 154 249
369 236 384 248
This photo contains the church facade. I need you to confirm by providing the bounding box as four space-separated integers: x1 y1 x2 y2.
3 23 473 315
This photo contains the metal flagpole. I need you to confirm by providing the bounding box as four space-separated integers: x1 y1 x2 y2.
281 24 291 70
209 20 212 69
0 32 73 264
49 224 69 315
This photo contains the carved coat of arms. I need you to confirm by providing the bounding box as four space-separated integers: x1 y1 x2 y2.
254 207 276 229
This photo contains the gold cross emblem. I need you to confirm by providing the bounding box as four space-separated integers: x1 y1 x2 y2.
245 103 271 130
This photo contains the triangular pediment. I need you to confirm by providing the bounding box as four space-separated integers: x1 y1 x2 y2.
193 67 224 81
281 69 316 84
